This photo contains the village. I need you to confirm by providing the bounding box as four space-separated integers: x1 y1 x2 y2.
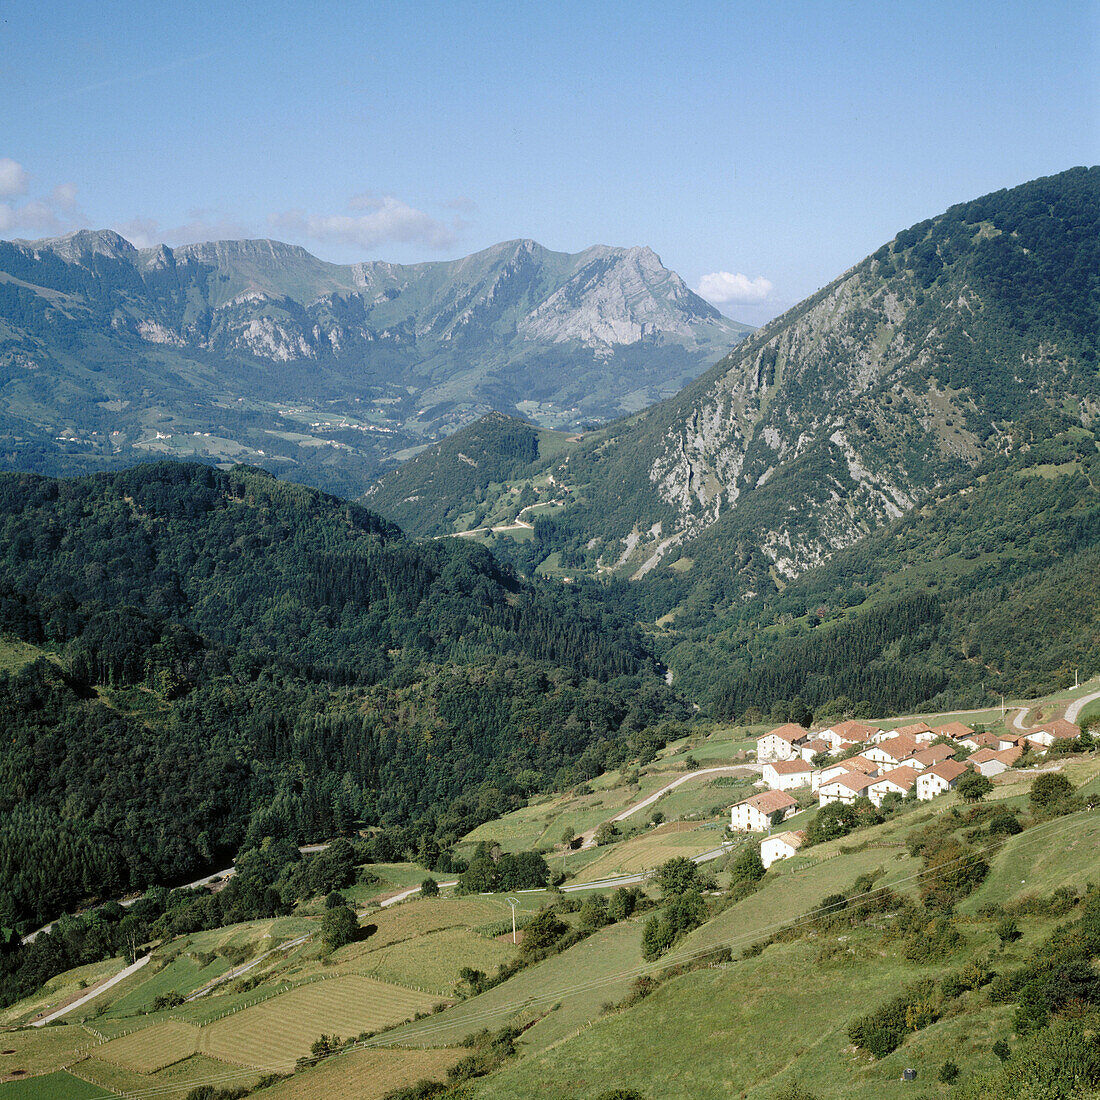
730 715 1084 870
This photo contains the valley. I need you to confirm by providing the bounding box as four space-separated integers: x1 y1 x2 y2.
3 678 1100 1100
1 168 1098 1100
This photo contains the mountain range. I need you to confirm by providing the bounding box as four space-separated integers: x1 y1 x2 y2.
0 232 748 497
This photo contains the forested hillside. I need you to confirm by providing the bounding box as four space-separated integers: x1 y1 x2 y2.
0 463 686 930
371 168 1100 588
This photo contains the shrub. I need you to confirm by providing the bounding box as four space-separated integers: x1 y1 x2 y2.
938 1060 960 1083
419 877 440 897
1030 773 1075 813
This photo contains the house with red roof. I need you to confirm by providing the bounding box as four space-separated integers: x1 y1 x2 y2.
761 758 813 791
756 724 810 763
916 759 970 800
730 789 800 831
818 771 877 807
868 766 920 807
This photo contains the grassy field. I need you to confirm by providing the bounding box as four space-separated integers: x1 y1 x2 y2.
198 975 440 1067
0 957 127 1028
575 822 723 880
0 1070 109 1100
260 1046 465 1100
466 930 1012 1100
959 806 1100 913
71 1053 262 1100
385 917 647 1053
0 637 47 676
95 1020 201 1073
350 926 516 993
0 1027 91 1080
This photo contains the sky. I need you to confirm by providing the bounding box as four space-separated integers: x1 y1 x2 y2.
1 1 1097 325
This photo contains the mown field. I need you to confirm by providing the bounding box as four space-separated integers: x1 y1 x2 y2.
198 975 440 1067
259 1046 466 1100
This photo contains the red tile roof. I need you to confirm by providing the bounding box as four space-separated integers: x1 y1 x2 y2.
873 765 919 791
926 760 969 782
825 720 878 742
763 723 811 744
769 759 811 774
934 721 975 740
907 745 957 767
742 790 799 813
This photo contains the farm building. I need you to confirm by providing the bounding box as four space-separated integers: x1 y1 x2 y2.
818 771 876 807
968 747 1020 777
916 760 969 800
1027 719 1081 749
902 744 957 770
761 759 813 790
867 766 919 807
730 790 799 832
756 724 810 763
863 734 923 767
761 830 806 869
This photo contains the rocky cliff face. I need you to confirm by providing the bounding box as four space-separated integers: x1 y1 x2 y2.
375 169 1099 602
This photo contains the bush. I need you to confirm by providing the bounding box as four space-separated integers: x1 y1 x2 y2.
1030 773 1075 813
938 1060 960 1083
320 905 358 949
420 878 440 897
988 809 1023 836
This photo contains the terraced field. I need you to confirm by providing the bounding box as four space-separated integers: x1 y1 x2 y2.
198 975 439 1067
385 917 647 1053
260 1046 466 1100
71 1053 262 1100
95 1020 201 1073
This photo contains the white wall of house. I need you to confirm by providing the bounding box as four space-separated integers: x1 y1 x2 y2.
756 735 800 763
761 836 799 869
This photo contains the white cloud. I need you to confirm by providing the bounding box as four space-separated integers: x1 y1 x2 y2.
114 211 252 250
0 164 81 237
697 271 774 305
50 183 79 211
0 159 29 199
270 194 457 253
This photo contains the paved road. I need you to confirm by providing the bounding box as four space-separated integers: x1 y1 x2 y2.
578 765 758 849
21 845 332 945
1066 690 1100 725
186 933 313 1001
1012 706 1031 732
30 954 151 1027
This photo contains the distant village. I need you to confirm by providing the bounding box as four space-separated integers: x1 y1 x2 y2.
731 716 1082 870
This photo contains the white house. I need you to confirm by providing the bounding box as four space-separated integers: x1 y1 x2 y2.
730 790 799 832
934 722 975 742
761 830 806 869
863 734 923 768
761 759 813 791
916 759 969 800
901 744 957 771
812 756 880 792
972 743 1012 778
818 771 876 807
756 723 810 763
1026 719 1081 750
799 737 832 763
867 765 920 807
818 720 879 748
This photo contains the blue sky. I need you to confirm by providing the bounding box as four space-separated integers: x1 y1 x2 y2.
1 0 1096 323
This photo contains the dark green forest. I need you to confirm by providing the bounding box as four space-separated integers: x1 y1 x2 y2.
0 462 687 933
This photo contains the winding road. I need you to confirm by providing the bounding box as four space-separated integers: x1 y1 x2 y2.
577 765 759 849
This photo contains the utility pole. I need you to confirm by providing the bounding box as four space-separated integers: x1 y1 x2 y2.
507 897 520 944
1076 668 1080 689
1000 695 1005 719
